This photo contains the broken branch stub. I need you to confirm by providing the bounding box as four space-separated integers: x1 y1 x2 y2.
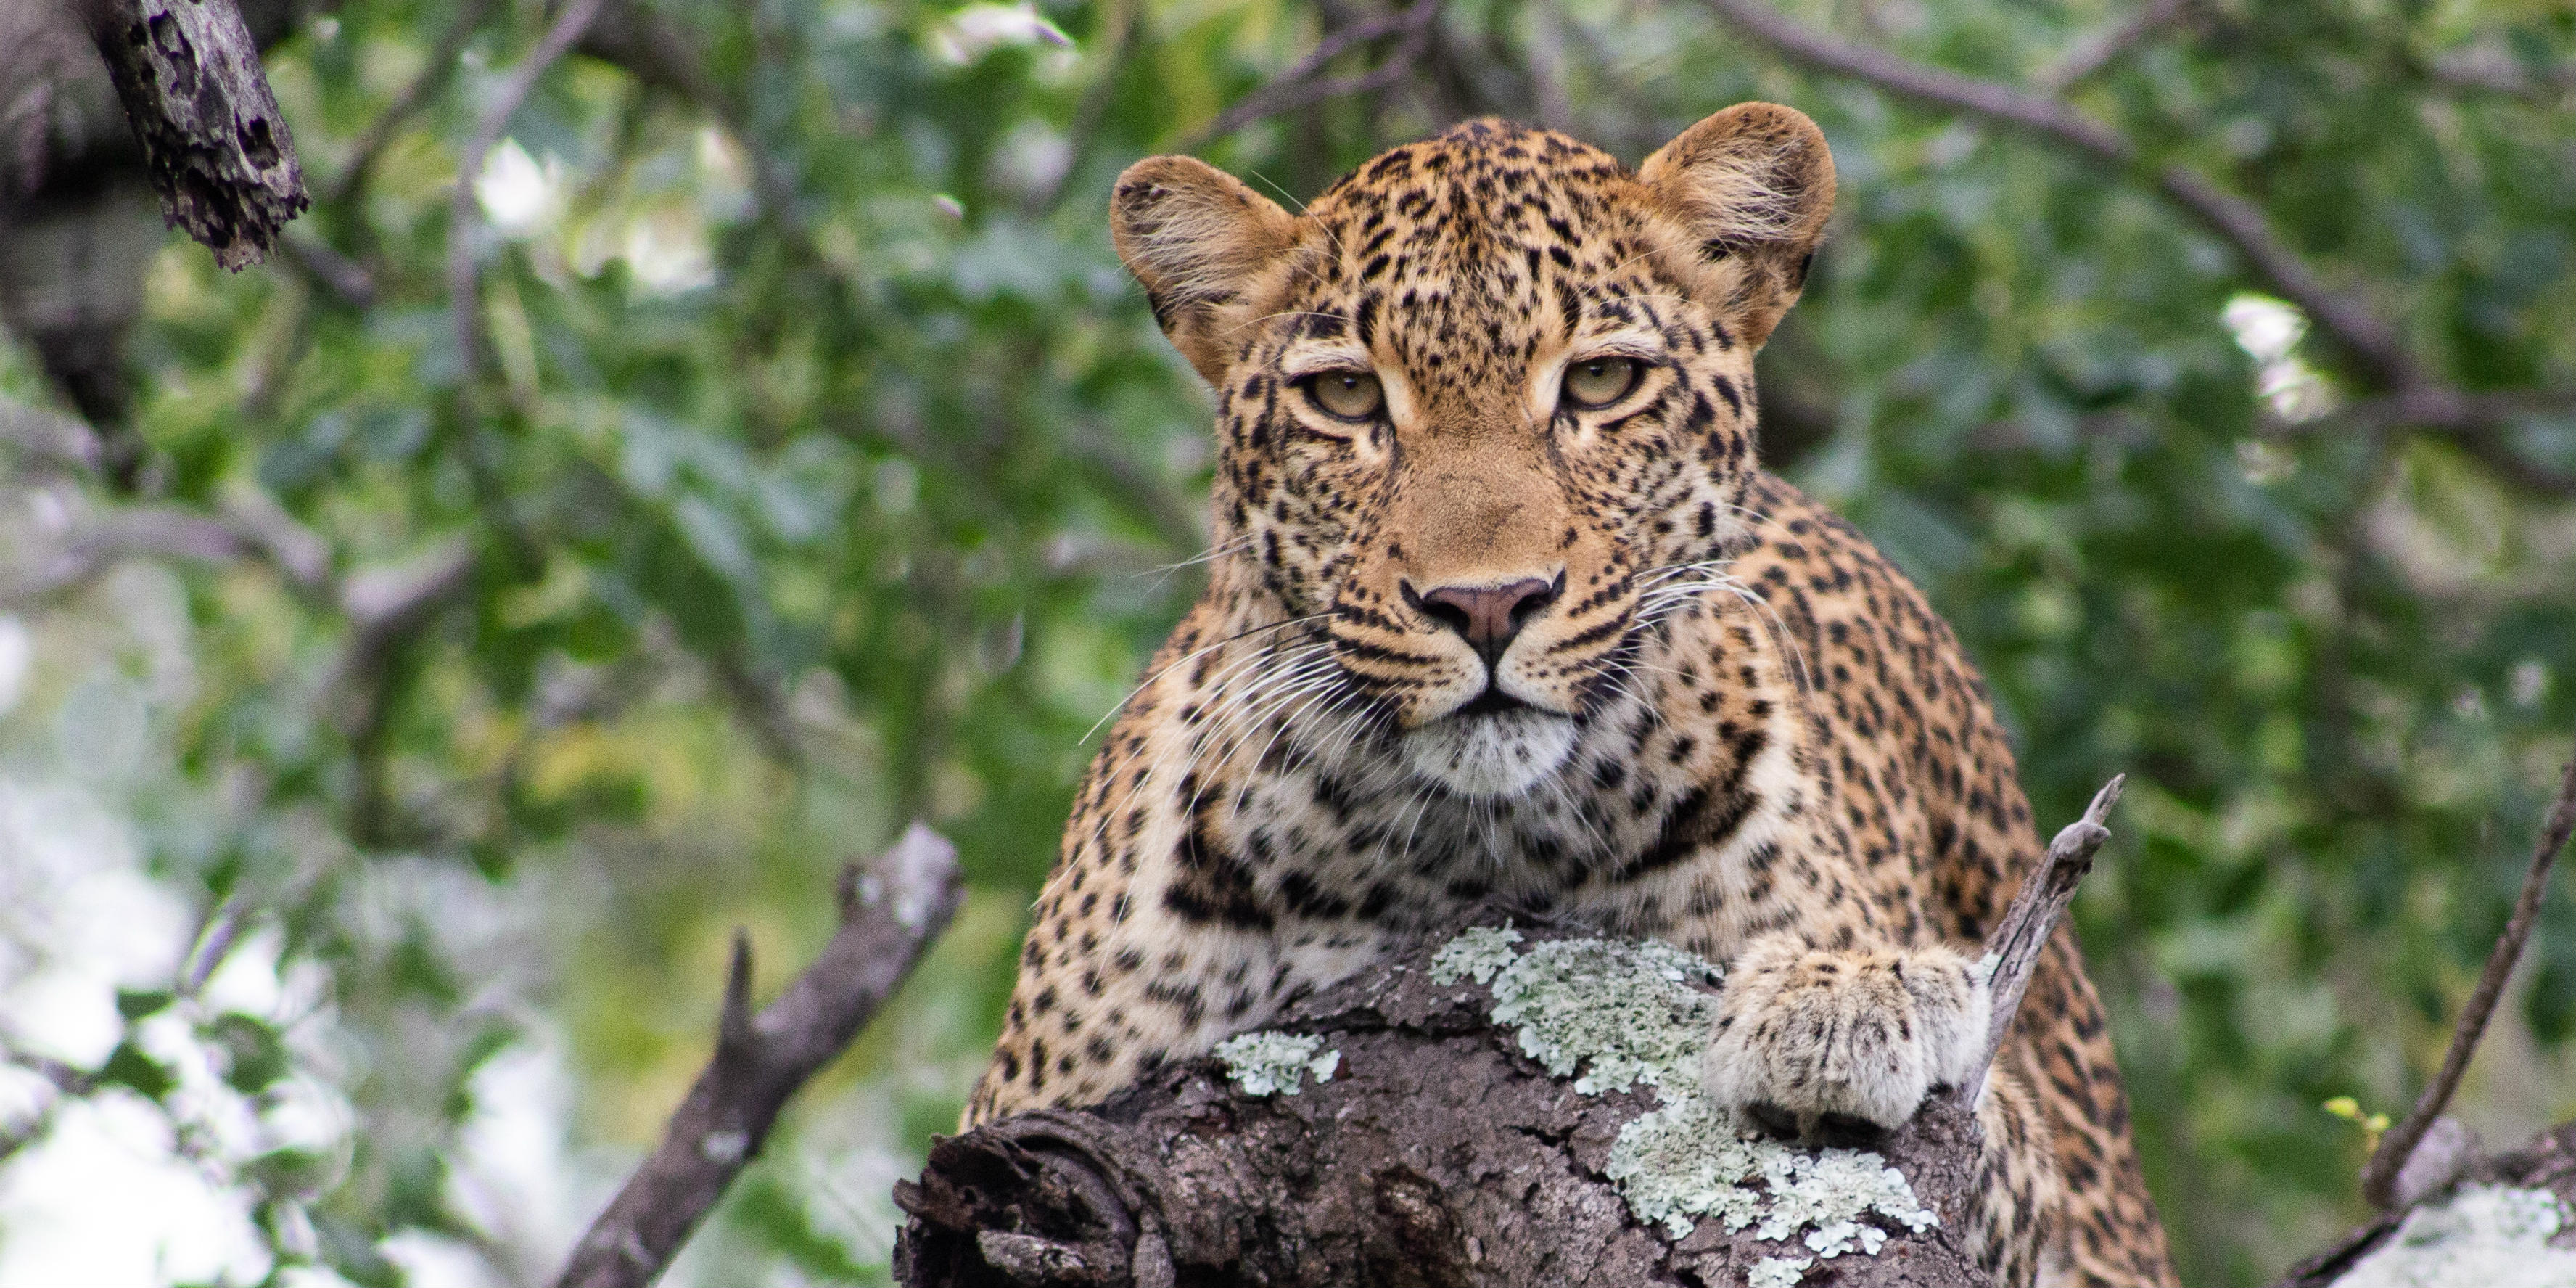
77 0 308 269
1962 774 2124 1106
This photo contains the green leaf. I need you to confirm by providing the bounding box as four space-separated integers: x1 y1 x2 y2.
206 1012 292 1094
116 988 176 1021
94 1041 176 1101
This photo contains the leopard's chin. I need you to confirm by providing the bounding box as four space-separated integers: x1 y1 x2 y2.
1399 705 1578 799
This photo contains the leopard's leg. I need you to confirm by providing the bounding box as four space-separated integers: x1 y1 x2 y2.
1701 932 2059 1286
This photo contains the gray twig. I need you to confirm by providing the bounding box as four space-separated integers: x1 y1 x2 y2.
556 824 963 1288
1964 775 2125 1106
328 0 495 210
75 0 307 268
448 0 614 380
1177 0 1445 151
0 398 105 475
2359 747 2576 1210
2033 0 2186 92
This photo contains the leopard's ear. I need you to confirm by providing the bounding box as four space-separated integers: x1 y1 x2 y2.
1111 156 1299 384
1639 102 1836 350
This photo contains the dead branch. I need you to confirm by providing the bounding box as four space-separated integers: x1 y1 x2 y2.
1963 775 2123 1105
2358 747 2576 1210
556 824 964 1288
74 0 306 268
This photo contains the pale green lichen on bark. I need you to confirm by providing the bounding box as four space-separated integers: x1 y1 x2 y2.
1748 1256 1816 1288
1435 929 1940 1287
1431 924 1525 985
2337 1185 2576 1288
1214 1030 1340 1097
1486 937 1720 1094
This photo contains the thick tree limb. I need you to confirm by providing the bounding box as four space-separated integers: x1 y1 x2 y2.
557 824 963 1288
2358 747 2576 1210
75 0 306 268
898 917 1993 1287
897 787 2124 1288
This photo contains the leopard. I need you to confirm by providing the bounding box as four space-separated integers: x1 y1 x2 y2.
964 103 2176 1287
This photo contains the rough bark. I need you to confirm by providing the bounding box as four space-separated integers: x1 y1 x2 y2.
75 0 308 268
890 784 2136 1288
894 914 1994 1288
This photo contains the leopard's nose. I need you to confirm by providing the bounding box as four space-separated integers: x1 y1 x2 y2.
1405 576 1560 665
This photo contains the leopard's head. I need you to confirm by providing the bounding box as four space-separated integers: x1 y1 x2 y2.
1114 105 1833 799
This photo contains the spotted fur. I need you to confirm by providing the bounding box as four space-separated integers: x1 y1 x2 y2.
967 105 2176 1287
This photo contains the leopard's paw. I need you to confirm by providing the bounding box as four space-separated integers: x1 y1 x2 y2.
1700 934 1990 1146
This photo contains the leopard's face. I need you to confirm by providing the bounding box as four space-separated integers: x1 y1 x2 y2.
1114 110 1835 799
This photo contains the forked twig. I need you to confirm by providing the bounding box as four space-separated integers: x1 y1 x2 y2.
1964 775 2125 1106
2359 748 2576 1210
556 825 963 1288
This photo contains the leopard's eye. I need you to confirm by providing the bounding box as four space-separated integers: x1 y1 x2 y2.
1562 357 1640 409
1304 370 1384 421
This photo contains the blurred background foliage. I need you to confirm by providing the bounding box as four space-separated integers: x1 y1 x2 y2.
1 0 2572 1283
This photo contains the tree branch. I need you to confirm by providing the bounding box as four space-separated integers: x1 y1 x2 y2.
2033 0 2187 93
1 504 262 607
448 0 613 379
897 787 2131 1288
2421 44 2576 102
1693 0 2419 387
1964 774 2123 1106
328 0 494 210
75 0 308 268
2358 746 2576 1210
1692 0 2576 496
1176 0 1445 151
555 824 963 1288
2305 387 2576 498
0 397 105 475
